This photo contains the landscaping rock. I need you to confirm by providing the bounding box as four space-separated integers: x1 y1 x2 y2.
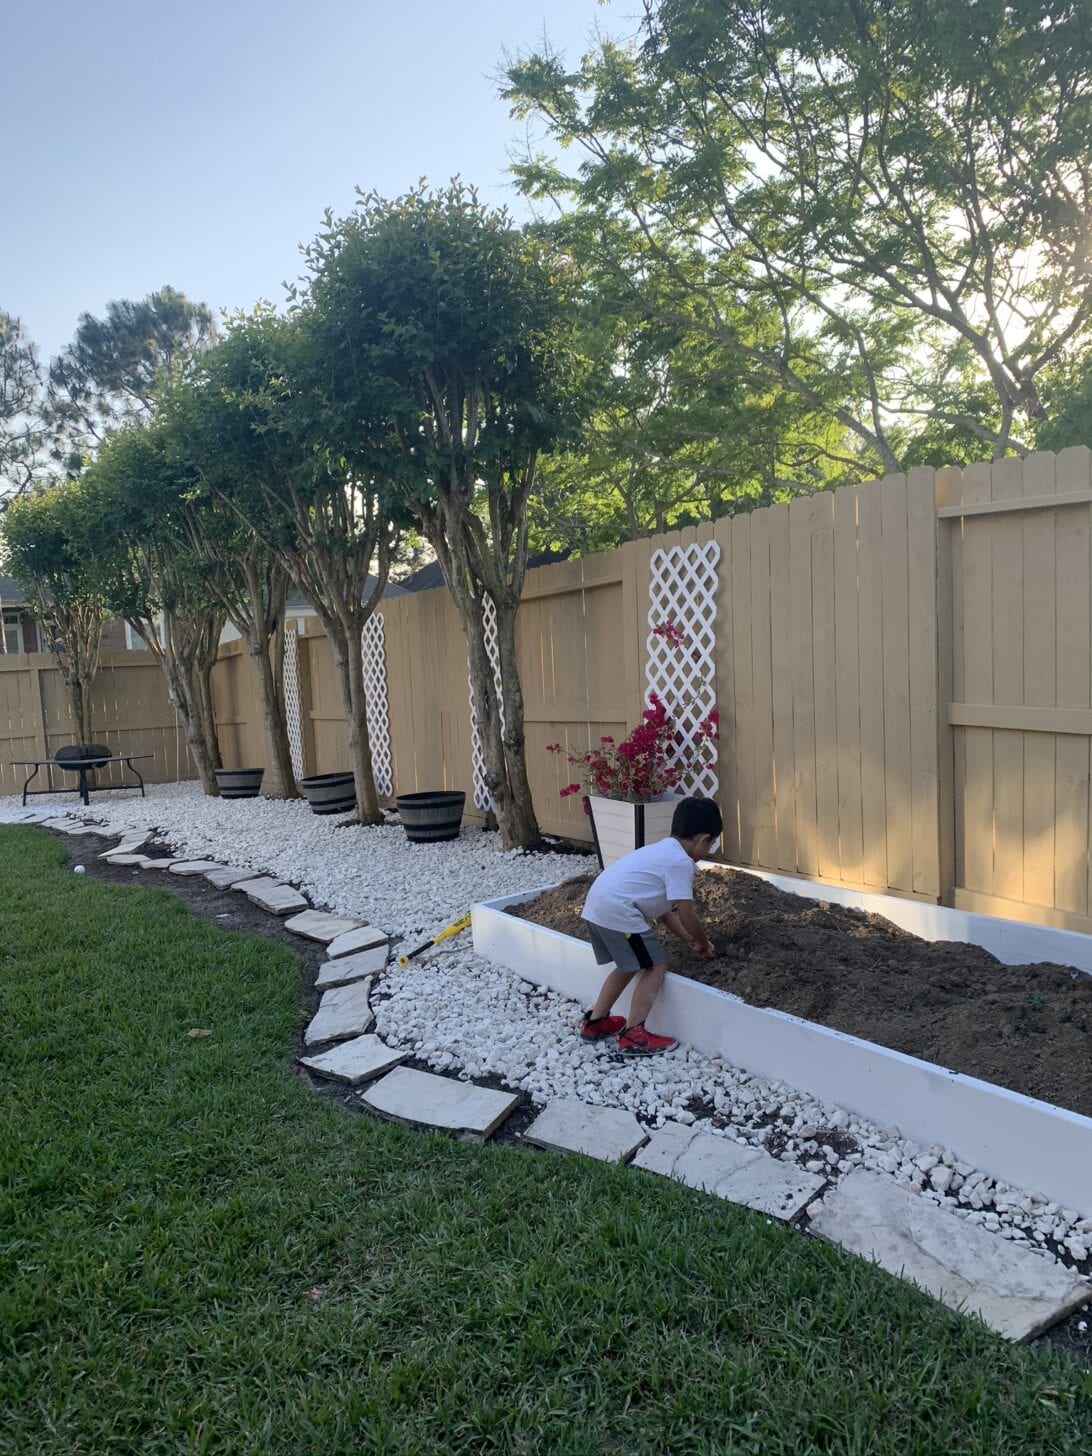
203 865 258 889
316 945 389 988
633 1121 826 1221
361 1066 518 1140
809 1171 1091 1341
238 878 308 915
299 1034 409 1086
303 980 375 1045
326 925 389 958
284 910 363 944
524 1100 648 1163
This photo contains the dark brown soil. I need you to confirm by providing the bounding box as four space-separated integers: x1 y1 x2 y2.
509 869 1092 1118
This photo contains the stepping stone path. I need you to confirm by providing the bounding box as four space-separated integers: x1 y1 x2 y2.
238 878 308 915
142 858 191 870
169 860 227 877
103 853 152 867
284 910 362 944
203 866 257 889
809 1170 1091 1341
633 1121 826 1222
300 1034 409 1086
326 925 388 958
316 945 388 988
362 1066 519 1140
525 1100 649 1163
304 980 376 1045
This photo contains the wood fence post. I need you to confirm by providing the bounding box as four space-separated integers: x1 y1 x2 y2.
934 466 962 908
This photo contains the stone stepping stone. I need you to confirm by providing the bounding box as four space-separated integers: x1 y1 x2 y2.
102 853 153 867
204 865 258 889
633 1121 826 1222
169 860 227 876
284 910 362 944
299 1034 409 1086
238 878 308 915
142 857 191 870
327 925 388 958
42 817 81 830
809 1170 1091 1341
362 1066 519 1140
316 945 389 988
303 980 376 1045
525 1100 649 1163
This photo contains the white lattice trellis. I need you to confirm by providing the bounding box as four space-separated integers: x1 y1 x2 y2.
468 595 504 811
282 625 305 782
645 542 721 798
361 612 392 796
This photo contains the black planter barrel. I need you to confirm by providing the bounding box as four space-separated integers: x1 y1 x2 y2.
215 767 264 799
299 772 356 816
395 790 466 843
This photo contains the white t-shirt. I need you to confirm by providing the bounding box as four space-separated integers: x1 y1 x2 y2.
582 837 696 934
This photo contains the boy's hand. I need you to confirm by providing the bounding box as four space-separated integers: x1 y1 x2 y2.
694 939 715 960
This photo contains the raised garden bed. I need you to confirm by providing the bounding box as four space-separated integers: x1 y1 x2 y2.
472 864 1092 1213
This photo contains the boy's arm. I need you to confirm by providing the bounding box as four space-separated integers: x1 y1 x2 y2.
669 900 715 957
657 908 693 944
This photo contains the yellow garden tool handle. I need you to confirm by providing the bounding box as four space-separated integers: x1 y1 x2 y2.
396 913 472 966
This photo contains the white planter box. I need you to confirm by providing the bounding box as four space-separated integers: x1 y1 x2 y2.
586 793 680 869
471 864 1092 1214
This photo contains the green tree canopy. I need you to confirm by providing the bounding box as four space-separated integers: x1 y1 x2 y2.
504 0 1092 470
46 286 214 475
0 311 44 502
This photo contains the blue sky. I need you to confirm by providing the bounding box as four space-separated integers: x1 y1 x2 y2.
5 0 618 362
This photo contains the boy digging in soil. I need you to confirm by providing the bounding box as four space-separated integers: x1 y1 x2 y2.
580 797 722 1055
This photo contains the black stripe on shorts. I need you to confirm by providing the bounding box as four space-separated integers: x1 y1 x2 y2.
626 932 654 970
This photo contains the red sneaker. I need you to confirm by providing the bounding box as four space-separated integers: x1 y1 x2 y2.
580 1011 626 1041
617 1023 678 1056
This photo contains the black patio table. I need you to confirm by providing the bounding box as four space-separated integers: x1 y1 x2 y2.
14 750 153 807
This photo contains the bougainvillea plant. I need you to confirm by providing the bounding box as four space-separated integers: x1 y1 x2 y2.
548 621 719 803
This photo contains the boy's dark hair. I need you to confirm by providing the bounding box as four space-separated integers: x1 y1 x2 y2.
671 796 722 840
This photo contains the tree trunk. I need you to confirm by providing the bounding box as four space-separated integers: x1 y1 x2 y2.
493 601 540 848
169 661 219 796
193 661 222 776
249 633 298 798
68 676 91 744
329 625 382 825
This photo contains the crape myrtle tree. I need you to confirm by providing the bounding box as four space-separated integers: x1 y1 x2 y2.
201 309 402 825
303 184 585 849
157 364 299 799
1 482 108 739
45 286 215 477
504 0 1092 468
79 423 225 795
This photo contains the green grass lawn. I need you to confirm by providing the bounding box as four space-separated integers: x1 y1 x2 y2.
1 827 1089 1456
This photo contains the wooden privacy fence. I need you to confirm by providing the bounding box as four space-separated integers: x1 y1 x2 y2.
0 650 194 799
5 447 1092 936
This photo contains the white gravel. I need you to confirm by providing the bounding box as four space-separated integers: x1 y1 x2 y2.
4 785 1091 1278
0 783 589 940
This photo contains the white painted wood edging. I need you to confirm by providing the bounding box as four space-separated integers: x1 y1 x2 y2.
472 863 1092 1214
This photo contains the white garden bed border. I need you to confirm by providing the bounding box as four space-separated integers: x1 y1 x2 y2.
472 863 1092 1213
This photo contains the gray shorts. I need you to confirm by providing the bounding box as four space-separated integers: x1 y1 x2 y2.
585 920 665 973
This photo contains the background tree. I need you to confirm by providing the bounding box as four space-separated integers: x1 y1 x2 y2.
504 0 1092 470
80 423 225 794
198 310 400 824
46 286 214 475
304 183 585 849
1 482 107 739
0 311 45 503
